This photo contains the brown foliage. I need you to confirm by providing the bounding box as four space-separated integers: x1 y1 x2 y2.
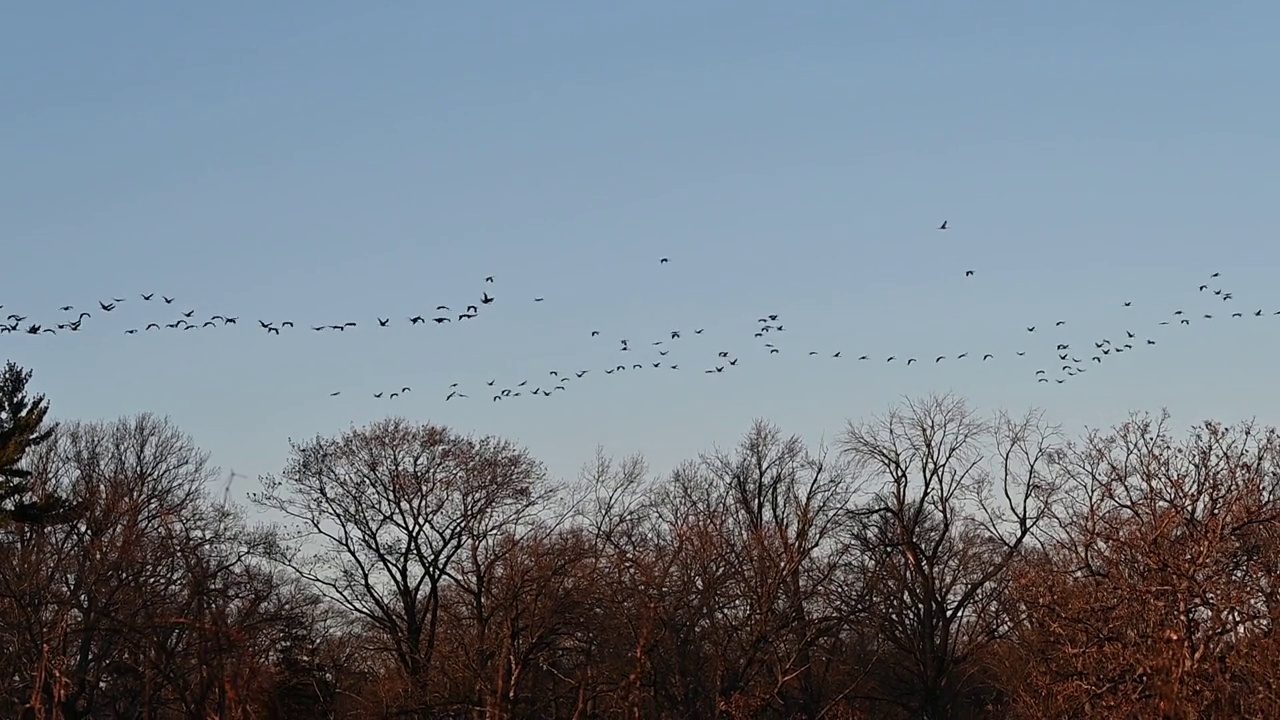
839 395 1064 719
1007 412 1280 718
251 417 550 717
3 398 1280 719
0 414 310 719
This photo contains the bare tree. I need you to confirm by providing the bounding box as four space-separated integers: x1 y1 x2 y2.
433 521 596 719
430 459 567 718
0 413 281 719
1007 412 1280 718
13 390 1280 718
839 394 1063 719
696 420 860 717
563 448 668 719
251 417 547 718
573 423 862 719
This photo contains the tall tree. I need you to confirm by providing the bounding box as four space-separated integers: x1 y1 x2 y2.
840 393 1064 720
0 360 68 525
251 417 548 718
1007 413 1280 718
696 420 859 717
0 414 263 719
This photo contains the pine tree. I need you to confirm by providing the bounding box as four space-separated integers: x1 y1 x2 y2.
0 360 73 525
266 613 337 720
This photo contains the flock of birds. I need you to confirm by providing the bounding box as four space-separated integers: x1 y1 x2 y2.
4 224 1278 405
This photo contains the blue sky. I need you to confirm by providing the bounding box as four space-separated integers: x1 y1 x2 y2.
3 2 1279 494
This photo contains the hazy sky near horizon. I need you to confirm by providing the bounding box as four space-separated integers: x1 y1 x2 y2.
4 2 1280 495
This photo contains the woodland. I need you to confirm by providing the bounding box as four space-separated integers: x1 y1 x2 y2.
3 359 1279 719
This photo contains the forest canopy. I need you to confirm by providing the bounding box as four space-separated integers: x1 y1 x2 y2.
2 362 1278 719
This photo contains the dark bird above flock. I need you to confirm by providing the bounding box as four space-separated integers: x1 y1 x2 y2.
3 231 1276 405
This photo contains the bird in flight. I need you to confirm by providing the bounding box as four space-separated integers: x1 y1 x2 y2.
33 247 1216 403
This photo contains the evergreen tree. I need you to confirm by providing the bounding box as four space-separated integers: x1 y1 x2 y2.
266 613 337 720
0 360 72 525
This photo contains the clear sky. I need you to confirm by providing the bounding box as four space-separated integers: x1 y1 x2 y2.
4 2 1279 495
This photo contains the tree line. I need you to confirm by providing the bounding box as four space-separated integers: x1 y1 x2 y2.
3 359 1279 719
